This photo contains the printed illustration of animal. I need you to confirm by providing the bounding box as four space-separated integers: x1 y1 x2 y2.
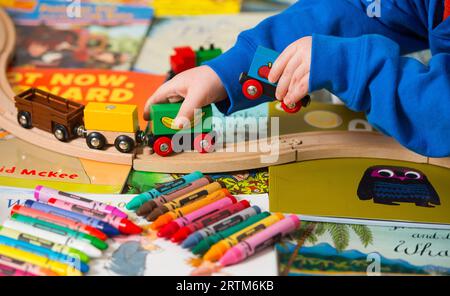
357 165 441 207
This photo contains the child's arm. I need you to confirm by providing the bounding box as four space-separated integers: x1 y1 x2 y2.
310 34 450 157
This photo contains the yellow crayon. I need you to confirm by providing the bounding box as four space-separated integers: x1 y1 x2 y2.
203 213 284 262
0 244 82 276
151 189 230 230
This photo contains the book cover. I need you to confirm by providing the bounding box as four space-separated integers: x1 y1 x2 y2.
6 0 154 70
134 12 274 74
150 0 242 17
277 221 450 276
126 169 269 195
269 101 373 135
269 158 450 228
0 129 131 193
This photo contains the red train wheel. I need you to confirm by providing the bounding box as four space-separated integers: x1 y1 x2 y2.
242 79 263 100
153 137 173 157
194 133 215 153
281 101 302 113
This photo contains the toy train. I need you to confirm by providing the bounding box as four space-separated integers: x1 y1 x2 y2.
167 44 222 80
14 88 214 157
240 46 311 113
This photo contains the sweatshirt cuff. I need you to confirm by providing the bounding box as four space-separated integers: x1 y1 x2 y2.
204 37 262 115
309 33 365 110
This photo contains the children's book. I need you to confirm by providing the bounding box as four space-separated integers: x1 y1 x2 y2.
126 169 269 195
269 158 450 229
150 0 242 17
134 12 273 74
277 220 450 276
8 67 166 129
0 186 277 276
6 0 154 70
268 100 373 136
0 129 131 194
242 0 295 12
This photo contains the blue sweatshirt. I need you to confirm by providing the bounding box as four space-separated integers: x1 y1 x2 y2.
206 0 450 158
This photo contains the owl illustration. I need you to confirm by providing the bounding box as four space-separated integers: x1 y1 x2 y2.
357 165 440 207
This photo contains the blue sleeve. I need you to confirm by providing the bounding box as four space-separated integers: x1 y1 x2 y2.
205 0 428 115
310 33 450 157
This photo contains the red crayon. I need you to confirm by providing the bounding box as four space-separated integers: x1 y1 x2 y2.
171 200 250 243
47 198 142 235
10 205 107 241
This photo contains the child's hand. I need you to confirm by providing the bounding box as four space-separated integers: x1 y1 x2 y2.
268 36 312 106
144 65 227 128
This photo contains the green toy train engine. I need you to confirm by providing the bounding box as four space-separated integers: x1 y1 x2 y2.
147 103 215 156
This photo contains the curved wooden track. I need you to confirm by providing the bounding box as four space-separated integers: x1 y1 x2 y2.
0 8 448 173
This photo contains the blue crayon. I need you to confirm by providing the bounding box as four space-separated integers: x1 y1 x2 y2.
181 206 261 249
24 200 120 237
0 235 89 273
126 171 204 211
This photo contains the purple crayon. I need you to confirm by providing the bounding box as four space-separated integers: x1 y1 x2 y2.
219 215 300 266
34 186 127 218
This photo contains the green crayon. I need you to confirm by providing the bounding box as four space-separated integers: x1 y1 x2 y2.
11 214 108 251
192 211 271 255
0 225 90 263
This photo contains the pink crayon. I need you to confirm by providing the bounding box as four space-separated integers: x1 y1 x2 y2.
0 262 37 276
219 215 300 267
158 196 237 238
34 186 128 218
0 255 56 276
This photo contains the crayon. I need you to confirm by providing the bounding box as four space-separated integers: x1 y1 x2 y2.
220 215 300 266
11 213 108 250
203 213 284 262
136 177 213 216
0 261 37 276
34 185 128 218
3 220 102 258
171 200 250 243
126 171 204 210
24 200 120 237
0 226 90 263
145 182 224 221
0 244 82 276
46 198 141 235
151 189 230 230
182 206 261 249
0 255 57 276
158 196 237 238
0 235 89 273
11 205 107 241
192 212 270 256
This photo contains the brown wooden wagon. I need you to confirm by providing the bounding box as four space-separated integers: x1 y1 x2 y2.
14 88 85 142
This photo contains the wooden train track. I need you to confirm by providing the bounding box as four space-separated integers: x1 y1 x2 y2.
0 8 448 173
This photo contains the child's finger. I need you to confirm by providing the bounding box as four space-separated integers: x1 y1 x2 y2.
284 74 309 105
275 54 302 101
143 80 182 120
268 44 296 83
173 92 203 129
